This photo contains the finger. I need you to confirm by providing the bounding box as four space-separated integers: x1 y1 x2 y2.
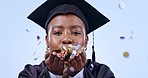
45 51 50 59
80 52 86 63
53 56 60 67
48 53 55 64
45 53 55 65
48 51 57 63
76 55 82 64
67 63 75 77
75 55 83 70
69 59 77 69
58 60 64 70
68 63 75 72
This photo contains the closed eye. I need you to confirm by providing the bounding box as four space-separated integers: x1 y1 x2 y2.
71 31 81 35
53 31 62 36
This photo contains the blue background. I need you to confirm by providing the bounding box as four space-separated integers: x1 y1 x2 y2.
0 0 148 78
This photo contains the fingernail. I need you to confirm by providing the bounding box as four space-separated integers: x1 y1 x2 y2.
76 52 80 56
79 50 82 53
60 57 65 60
68 59 71 61
47 57 50 60
52 52 57 55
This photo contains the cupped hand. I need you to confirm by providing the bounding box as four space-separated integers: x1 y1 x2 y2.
44 50 87 76
68 52 87 76
45 51 64 75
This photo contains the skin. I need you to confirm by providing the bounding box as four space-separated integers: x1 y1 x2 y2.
45 14 88 76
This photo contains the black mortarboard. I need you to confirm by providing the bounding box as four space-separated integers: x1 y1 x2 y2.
27 0 110 34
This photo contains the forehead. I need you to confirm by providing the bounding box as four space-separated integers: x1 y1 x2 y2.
48 14 85 28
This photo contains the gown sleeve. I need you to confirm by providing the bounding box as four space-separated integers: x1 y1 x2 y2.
18 61 50 78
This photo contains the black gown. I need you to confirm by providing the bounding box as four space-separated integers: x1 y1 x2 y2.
18 59 115 78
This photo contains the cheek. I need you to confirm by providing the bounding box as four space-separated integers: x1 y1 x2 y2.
73 36 86 46
48 35 60 50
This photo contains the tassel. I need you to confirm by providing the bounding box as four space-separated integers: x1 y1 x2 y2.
92 31 96 62
92 46 95 62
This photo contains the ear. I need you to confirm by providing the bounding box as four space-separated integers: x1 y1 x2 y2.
45 35 49 48
84 35 89 48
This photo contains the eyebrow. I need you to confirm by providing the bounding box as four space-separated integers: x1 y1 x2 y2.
70 25 83 30
52 25 83 30
52 25 63 29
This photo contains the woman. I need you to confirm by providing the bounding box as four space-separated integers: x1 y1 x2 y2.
19 0 115 78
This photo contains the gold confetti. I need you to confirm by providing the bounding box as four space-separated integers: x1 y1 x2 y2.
123 51 129 58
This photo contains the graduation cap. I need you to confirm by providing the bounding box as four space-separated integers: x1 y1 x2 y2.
27 0 109 34
27 0 110 61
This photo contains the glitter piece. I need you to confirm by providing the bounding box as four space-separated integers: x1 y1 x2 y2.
63 67 68 73
68 44 73 48
26 29 29 32
33 57 39 60
74 44 81 50
63 46 67 51
123 51 129 58
32 50 37 56
129 36 134 44
70 50 76 59
90 64 94 70
120 36 125 40
37 41 41 45
119 1 126 9
53 44 82 61
37 36 40 41
69 67 75 72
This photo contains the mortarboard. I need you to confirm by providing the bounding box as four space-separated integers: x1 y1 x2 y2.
27 0 110 34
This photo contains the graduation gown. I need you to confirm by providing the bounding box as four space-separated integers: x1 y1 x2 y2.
18 59 115 78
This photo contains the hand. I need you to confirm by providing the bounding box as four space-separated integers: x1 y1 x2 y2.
68 52 87 76
45 51 64 75
44 50 87 76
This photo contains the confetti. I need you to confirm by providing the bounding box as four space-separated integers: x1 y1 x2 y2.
129 30 134 43
37 36 40 41
37 41 41 45
69 67 75 72
123 51 129 58
26 29 29 32
32 41 41 56
33 57 39 60
129 36 134 44
32 50 37 56
119 1 126 9
120 36 125 40
89 64 94 70
53 43 82 61
131 30 134 34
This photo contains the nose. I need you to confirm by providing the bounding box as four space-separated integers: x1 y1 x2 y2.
62 32 73 44
62 38 73 44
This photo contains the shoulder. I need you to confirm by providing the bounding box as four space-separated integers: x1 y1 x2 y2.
18 61 49 78
85 59 109 71
84 59 115 78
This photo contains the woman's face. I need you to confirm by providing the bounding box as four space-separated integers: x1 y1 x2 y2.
46 14 88 51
